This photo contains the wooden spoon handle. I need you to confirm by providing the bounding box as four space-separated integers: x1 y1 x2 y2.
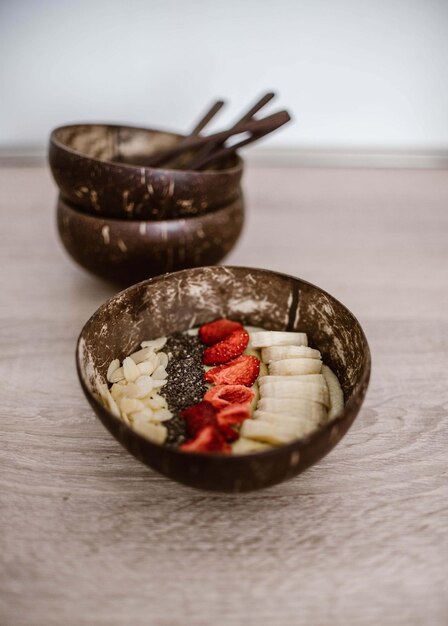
145 110 287 168
191 111 291 170
232 91 276 126
190 92 275 166
190 100 225 135
146 100 225 167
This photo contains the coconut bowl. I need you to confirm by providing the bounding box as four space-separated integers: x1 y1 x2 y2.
49 124 243 220
57 193 244 285
76 266 371 492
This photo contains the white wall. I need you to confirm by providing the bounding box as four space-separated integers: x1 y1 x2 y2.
1 0 448 153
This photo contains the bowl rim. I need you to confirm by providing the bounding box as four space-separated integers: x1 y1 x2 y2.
50 123 244 177
58 191 244 226
76 266 371 462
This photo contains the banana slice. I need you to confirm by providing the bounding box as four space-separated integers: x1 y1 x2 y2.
269 358 322 376
258 374 325 385
259 381 330 407
249 331 308 349
250 390 259 416
242 346 267 414
254 410 320 426
232 437 272 454
322 365 344 419
261 345 321 363
253 411 320 437
257 397 327 420
240 420 298 445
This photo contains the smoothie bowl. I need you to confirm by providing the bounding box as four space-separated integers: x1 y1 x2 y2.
76 266 371 492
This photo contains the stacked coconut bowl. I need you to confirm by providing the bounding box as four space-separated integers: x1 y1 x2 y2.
49 95 290 285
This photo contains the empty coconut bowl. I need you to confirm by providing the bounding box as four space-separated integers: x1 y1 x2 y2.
49 124 243 220
76 266 371 492
57 194 244 285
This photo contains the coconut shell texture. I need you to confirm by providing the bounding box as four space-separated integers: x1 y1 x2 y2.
77 266 371 492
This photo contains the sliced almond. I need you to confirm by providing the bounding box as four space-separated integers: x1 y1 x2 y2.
141 337 167 351
152 408 173 422
131 408 154 422
152 365 167 380
97 383 121 419
120 382 139 398
123 356 140 382
134 375 153 398
132 421 167 444
146 393 167 410
129 347 153 364
105 389 120 418
110 382 127 401
106 359 120 383
109 366 125 383
120 397 144 413
138 359 156 376
97 382 109 402
158 352 169 368
151 379 167 389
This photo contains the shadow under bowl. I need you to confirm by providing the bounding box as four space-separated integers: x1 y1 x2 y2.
49 124 243 220
76 266 371 492
57 194 244 285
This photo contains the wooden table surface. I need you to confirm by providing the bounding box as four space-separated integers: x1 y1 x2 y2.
1 163 447 626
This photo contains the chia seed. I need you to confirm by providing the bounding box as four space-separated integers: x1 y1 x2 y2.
161 333 207 446
164 332 204 363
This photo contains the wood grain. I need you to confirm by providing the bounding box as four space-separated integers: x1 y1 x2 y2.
1 164 447 626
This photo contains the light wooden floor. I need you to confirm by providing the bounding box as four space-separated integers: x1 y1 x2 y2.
1 164 447 626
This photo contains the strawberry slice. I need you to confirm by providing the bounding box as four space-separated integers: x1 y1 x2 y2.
204 355 260 387
180 400 239 446
204 384 255 410
203 328 249 365
180 401 217 436
217 403 251 426
198 319 243 346
180 425 231 453
218 423 240 443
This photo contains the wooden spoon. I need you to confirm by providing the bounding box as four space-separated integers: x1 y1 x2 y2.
145 100 225 167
